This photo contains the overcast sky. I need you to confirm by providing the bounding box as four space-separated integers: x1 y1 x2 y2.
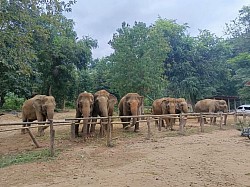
66 0 249 59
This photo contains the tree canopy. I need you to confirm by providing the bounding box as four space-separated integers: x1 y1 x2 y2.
1 2 250 109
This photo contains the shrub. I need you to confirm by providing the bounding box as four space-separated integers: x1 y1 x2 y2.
2 92 25 111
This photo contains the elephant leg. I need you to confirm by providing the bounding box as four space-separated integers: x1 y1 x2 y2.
90 119 97 136
75 123 80 137
134 120 140 132
37 116 47 136
21 124 26 134
223 114 227 125
82 124 88 140
164 118 169 129
37 125 45 136
121 117 130 129
210 117 216 125
99 120 106 137
170 118 174 130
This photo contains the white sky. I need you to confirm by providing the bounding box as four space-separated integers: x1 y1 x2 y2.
66 0 250 59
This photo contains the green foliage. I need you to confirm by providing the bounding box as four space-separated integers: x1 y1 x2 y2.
108 21 169 98
0 149 53 168
2 92 25 110
158 18 232 103
226 5 250 100
228 53 250 100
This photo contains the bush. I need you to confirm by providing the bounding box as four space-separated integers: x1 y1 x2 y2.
2 92 25 111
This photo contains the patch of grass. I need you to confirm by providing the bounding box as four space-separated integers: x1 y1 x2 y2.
0 149 56 168
234 120 250 131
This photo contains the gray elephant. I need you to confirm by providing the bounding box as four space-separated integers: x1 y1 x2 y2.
152 97 176 130
194 99 228 125
92 90 117 136
175 98 188 114
118 93 144 132
22 95 56 136
75 91 94 137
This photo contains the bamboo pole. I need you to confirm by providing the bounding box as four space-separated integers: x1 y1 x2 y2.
71 122 76 139
200 113 204 133
219 113 223 130
158 117 162 131
107 116 112 147
27 128 40 148
146 117 151 140
179 114 184 135
49 120 55 157
243 113 246 124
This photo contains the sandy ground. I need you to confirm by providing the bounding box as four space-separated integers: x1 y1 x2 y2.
0 110 250 187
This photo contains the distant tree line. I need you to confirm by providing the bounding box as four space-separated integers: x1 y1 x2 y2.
0 1 249 109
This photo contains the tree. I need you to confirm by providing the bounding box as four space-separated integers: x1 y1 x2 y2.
108 21 169 100
225 5 250 101
156 18 231 104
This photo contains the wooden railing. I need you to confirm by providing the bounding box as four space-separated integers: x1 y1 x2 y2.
0 112 249 156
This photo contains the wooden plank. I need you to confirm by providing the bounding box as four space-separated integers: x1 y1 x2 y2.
107 116 112 147
146 117 151 140
49 120 55 157
200 113 204 133
27 128 40 148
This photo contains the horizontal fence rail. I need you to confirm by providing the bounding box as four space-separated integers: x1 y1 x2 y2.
0 112 249 156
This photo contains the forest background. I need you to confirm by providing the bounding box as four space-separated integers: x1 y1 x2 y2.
0 0 250 110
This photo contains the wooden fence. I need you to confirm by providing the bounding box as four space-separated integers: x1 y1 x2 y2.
0 112 249 156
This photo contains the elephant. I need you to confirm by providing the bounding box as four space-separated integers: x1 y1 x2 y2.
175 98 188 114
194 99 228 125
108 94 118 131
92 90 117 136
118 93 144 132
152 97 176 130
75 91 94 138
21 95 56 136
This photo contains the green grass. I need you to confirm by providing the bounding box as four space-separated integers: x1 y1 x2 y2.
0 149 55 168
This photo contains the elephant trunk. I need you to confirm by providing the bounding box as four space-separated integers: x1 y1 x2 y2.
130 102 139 127
82 106 91 123
169 102 176 114
46 106 55 121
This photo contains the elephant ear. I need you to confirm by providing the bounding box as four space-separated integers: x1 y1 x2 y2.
108 94 118 105
139 96 144 106
160 99 169 113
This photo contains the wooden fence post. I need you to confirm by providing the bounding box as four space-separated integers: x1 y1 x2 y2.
200 113 204 133
219 113 223 130
107 116 112 147
179 114 184 135
158 117 162 131
49 120 55 157
234 112 237 124
243 113 246 124
71 122 76 139
27 128 40 148
146 117 151 140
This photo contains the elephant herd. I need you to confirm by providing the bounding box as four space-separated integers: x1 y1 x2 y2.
20 90 228 137
21 90 144 137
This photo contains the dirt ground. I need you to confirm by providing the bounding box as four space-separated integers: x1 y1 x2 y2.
0 110 250 187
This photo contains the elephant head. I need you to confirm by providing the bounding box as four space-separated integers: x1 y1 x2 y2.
33 95 56 121
108 94 118 116
161 98 176 114
121 93 144 132
92 89 115 136
176 98 188 113
75 91 94 137
215 100 228 113
32 95 56 136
